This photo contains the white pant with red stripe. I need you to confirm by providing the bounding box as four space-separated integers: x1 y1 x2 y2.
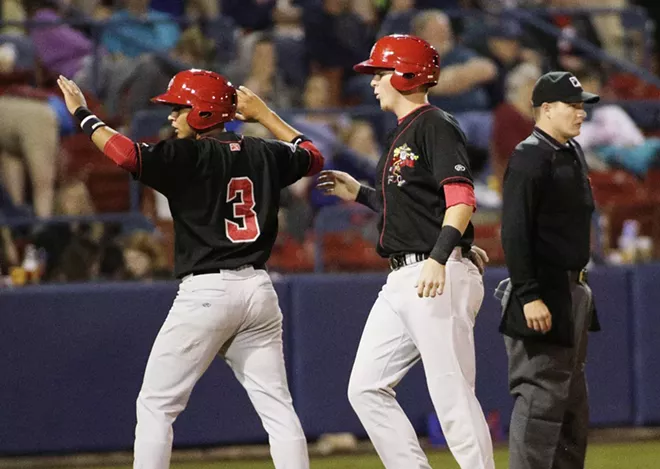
133 267 308 469
348 249 495 469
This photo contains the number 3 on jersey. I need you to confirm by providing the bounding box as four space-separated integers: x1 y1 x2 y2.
226 177 260 243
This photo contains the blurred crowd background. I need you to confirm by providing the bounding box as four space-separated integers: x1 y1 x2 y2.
0 0 659 285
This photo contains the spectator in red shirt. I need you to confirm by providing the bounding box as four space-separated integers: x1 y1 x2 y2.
490 62 540 190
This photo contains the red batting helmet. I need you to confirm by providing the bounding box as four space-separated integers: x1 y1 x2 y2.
151 69 237 131
354 35 440 92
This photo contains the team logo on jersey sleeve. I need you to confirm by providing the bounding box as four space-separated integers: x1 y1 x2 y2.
388 144 419 187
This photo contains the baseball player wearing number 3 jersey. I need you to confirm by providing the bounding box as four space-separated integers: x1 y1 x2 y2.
57 70 324 469
317 35 495 469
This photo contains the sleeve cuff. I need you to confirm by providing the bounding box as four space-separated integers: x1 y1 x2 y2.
356 185 373 204
518 289 541 305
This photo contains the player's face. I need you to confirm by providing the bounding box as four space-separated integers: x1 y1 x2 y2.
371 70 396 112
168 106 195 139
547 101 587 140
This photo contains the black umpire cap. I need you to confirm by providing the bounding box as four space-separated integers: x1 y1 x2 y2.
531 71 600 107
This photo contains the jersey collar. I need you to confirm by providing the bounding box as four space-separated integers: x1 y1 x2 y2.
533 126 571 150
397 103 433 125
199 130 243 143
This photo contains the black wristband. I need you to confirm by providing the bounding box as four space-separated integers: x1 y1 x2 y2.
429 225 463 265
355 185 380 211
74 106 106 138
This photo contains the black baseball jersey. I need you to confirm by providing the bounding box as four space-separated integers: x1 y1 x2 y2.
373 104 475 257
133 132 315 278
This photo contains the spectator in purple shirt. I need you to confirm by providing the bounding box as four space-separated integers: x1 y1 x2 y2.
24 0 94 78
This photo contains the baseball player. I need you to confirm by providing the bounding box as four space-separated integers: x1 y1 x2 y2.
57 70 324 469
317 35 495 469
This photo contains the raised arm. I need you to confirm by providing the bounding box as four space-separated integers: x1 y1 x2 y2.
57 75 138 172
236 85 304 143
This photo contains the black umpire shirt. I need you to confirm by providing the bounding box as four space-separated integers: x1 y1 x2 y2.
500 127 600 346
358 104 475 258
133 132 315 278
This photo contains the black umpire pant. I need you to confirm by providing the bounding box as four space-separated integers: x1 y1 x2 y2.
504 275 593 469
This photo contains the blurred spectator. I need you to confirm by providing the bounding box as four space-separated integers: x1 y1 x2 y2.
149 0 184 17
583 0 627 59
66 0 103 17
243 33 294 109
101 0 180 59
53 234 100 282
303 0 376 104
97 241 127 281
0 96 59 217
186 0 219 21
63 0 115 38
574 68 660 175
604 56 660 100
33 177 102 281
537 0 604 73
23 0 95 79
490 61 539 187
272 0 304 37
1 0 26 36
464 18 542 108
292 73 347 159
223 0 277 32
0 226 19 277
78 0 181 117
352 0 379 27
308 119 380 212
341 119 381 168
120 26 213 120
412 9 497 113
377 0 416 37
278 186 313 243
121 230 170 280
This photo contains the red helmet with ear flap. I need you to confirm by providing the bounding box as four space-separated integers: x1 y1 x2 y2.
354 34 441 92
151 69 237 131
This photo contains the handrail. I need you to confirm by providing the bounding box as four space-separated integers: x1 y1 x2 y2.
505 8 660 88
0 212 154 229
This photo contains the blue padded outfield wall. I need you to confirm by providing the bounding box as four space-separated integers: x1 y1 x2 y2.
0 265 656 455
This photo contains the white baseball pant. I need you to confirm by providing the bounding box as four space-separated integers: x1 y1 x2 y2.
133 267 308 469
348 248 495 469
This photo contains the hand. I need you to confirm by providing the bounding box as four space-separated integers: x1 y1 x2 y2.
57 75 88 114
236 85 270 123
467 245 489 275
523 299 552 333
316 170 361 202
415 258 445 298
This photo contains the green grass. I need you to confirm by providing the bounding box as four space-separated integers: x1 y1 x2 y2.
85 441 660 469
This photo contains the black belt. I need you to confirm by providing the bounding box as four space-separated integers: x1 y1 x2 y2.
184 264 266 277
388 253 429 271
568 269 588 284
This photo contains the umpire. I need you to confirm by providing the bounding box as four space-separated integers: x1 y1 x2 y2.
499 71 601 469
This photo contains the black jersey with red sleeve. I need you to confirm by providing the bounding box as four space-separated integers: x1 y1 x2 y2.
132 131 322 278
371 104 475 257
